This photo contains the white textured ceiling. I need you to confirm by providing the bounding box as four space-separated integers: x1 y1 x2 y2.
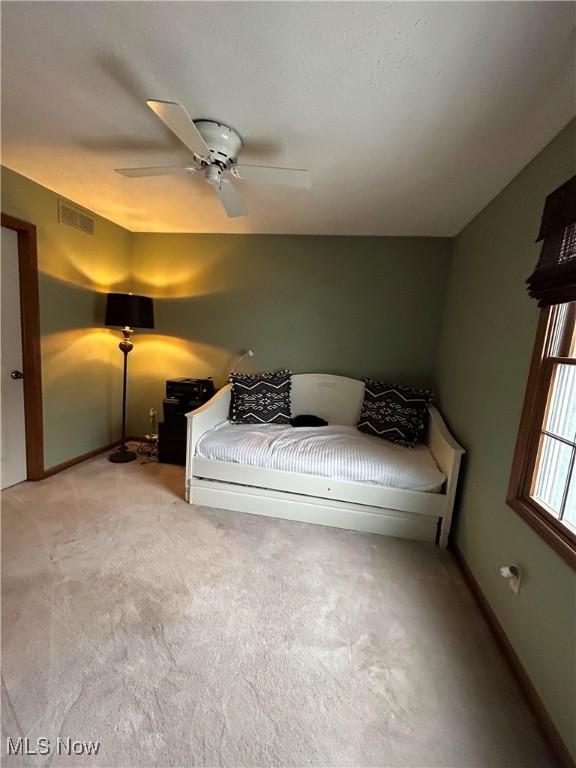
1 1 574 235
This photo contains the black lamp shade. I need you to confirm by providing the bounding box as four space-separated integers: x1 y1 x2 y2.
105 293 154 329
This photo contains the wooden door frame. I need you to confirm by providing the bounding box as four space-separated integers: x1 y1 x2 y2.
1 213 44 479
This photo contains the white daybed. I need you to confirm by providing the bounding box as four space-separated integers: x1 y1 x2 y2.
185 374 464 547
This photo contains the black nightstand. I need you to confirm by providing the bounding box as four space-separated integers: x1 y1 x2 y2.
158 421 187 465
158 379 216 465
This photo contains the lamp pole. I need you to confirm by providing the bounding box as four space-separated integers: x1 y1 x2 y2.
109 327 135 463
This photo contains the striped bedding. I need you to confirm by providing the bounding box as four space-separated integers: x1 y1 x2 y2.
196 423 446 492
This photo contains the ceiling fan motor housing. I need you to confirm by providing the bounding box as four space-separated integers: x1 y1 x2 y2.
194 120 242 169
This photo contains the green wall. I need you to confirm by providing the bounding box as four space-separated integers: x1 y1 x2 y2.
1 166 451 462
127 234 451 435
435 120 576 758
1 166 132 469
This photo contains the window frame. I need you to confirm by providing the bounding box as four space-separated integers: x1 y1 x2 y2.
508 304 576 568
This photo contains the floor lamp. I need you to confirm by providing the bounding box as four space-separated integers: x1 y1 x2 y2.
105 293 154 463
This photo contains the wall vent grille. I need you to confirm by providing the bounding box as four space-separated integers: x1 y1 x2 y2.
58 200 94 235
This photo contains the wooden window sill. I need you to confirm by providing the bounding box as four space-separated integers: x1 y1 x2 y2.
507 495 576 569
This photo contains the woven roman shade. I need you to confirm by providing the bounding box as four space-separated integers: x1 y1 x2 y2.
526 175 576 307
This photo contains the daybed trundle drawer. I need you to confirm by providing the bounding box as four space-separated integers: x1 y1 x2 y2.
192 458 445 517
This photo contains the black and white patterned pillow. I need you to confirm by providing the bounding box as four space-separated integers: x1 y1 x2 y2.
357 379 433 447
229 370 292 424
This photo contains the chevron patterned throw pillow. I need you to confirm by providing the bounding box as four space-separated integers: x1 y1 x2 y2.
229 370 292 424
357 379 433 447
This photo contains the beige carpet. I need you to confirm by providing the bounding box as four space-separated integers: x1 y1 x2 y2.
1 456 557 768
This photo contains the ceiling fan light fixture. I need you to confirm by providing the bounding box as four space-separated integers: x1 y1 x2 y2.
205 164 222 187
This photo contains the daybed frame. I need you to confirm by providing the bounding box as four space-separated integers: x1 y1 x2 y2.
185 374 464 547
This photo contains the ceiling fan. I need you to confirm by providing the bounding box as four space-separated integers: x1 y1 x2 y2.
115 100 311 218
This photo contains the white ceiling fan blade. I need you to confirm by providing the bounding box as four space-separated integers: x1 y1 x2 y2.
116 165 195 177
147 100 210 158
214 179 248 218
232 164 311 189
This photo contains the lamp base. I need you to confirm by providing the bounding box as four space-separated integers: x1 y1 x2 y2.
108 447 137 463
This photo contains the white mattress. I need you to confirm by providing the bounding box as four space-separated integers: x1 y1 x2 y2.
196 423 446 492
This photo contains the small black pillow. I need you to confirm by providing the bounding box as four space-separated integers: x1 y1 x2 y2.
229 370 291 424
357 379 433 447
290 414 328 427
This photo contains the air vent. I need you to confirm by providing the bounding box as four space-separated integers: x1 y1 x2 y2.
58 200 94 235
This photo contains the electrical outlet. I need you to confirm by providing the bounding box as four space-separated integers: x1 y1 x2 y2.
149 407 158 433
499 565 521 595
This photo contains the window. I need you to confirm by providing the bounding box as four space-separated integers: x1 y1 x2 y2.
510 174 576 566
508 302 576 566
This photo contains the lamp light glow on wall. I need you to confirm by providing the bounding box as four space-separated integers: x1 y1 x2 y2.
105 292 154 463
